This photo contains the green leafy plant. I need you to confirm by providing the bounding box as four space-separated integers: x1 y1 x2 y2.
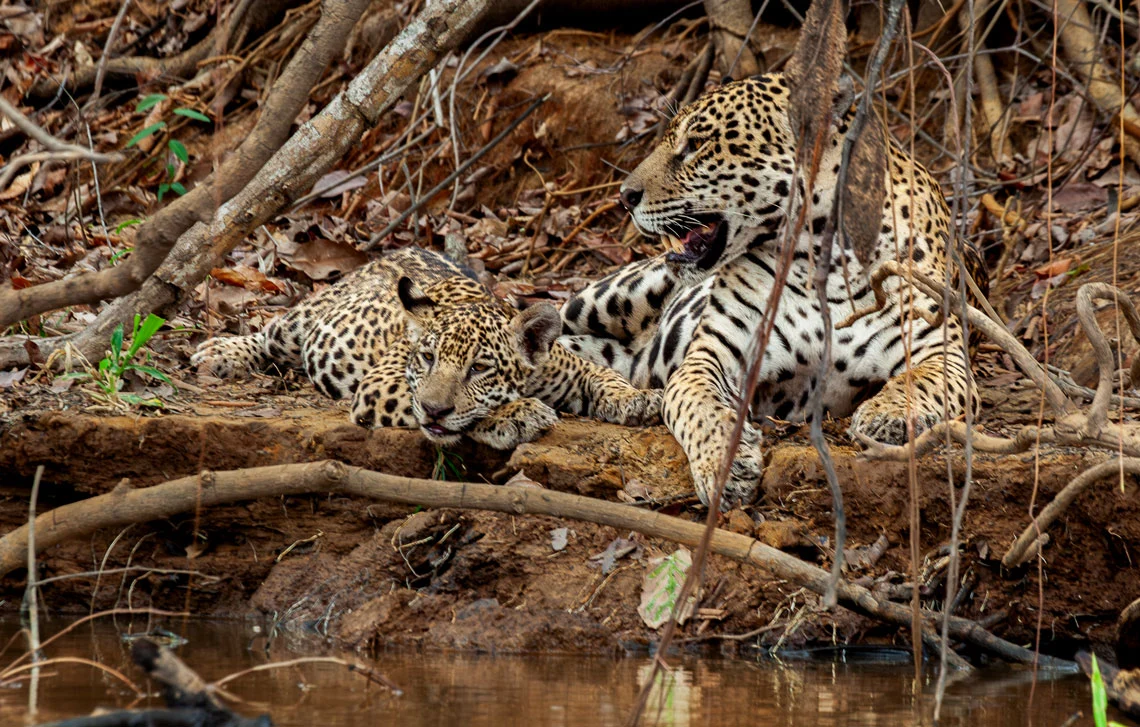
59 314 172 407
1089 654 1128 727
432 448 466 481
127 94 211 201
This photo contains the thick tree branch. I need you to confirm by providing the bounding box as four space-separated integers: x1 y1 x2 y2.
0 0 491 367
0 0 364 332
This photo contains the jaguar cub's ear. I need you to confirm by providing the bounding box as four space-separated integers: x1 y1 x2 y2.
397 277 437 322
511 303 561 367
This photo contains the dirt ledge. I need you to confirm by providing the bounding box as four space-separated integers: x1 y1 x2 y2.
1 405 1137 659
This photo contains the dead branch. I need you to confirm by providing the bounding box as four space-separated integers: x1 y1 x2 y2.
29 26 221 100
1054 0 1140 165
957 0 1011 164
703 0 761 78
32 639 270 727
0 460 1073 669
0 0 490 368
0 0 367 335
87 0 132 109
0 98 123 190
1002 458 1140 567
26 0 284 99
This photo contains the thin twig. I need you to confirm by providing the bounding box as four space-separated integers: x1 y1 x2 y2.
88 0 132 110
0 97 122 190
23 465 43 719
364 93 549 250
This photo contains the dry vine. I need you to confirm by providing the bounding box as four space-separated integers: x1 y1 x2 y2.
845 265 1140 567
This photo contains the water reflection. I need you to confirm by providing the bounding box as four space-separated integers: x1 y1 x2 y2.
0 619 1115 726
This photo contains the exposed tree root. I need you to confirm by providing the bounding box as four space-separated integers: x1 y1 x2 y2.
0 460 1074 670
845 265 1140 572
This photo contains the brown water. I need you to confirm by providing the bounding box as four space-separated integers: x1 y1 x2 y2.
0 618 1124 726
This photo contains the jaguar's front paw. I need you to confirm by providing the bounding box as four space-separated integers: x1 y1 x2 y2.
689 423 763 511
470 398 560 450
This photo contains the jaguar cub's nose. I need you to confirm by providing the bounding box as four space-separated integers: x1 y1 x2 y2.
620 186 643 211
420 403 455 421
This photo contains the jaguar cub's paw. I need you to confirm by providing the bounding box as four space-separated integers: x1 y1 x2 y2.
470 398 560 450
190 337 261 379
595 387 664 427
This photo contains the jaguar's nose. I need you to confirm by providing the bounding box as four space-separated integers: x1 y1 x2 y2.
620 186 643 211
420 403 455 421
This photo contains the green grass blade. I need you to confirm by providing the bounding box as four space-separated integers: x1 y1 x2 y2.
168 139 189 164
125 314 165 361
1091 654 1109 727
135 93 167 112
110 324 124 362
126 122 166 148
173 108 211 123
125 364 171 384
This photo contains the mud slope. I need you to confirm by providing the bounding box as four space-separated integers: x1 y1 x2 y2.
2 387 1137 659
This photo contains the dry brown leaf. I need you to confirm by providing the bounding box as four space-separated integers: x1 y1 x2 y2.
209 266 282 293
282 239 368 280
0 161 38 200
1034 257 1074 278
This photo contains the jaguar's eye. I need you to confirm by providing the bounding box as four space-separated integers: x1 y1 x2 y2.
469 362 491 376
684 137 703 157
421 351 435 364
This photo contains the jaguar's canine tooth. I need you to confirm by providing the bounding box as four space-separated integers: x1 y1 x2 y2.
663 234 686 254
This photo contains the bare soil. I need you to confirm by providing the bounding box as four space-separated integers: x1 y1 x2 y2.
2 367 1137 659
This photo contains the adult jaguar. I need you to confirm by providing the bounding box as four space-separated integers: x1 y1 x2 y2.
560 74 987 509
193 247 662 449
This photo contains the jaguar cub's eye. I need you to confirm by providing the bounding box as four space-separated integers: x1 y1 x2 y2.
469 362 491 375
684 137 703 157
420 351 435 364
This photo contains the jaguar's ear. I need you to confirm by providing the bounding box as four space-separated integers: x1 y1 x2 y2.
511 303 561 367
398 277 437 323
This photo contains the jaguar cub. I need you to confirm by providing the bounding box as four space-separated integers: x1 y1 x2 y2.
193 247 661 449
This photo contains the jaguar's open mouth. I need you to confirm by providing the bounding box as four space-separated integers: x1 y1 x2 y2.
661 215 727 270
